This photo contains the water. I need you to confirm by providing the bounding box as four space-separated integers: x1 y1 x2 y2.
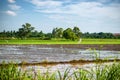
20 62 115 76
0 45 120 63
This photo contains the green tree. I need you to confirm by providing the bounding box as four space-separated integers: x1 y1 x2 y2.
52 27 63 38
57 28 63 38
18 23 34 39
38 31 45 39
52 28 57 38
63 28 78 41
45 33 52 40
73 26 82 38
30 30 38 37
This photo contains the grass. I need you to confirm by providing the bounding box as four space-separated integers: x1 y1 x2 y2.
0 62 120 80
0 39 120 44
0 61 32 80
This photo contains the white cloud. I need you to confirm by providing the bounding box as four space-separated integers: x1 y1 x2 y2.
6 10 17 16
8 0 16 3
36 1 120 20
67 2 120 19
8 4 21 10
27 0 120 26
48 14 76 24
29 0 62 7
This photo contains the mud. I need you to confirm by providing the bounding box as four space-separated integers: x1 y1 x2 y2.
0 44 120 64
0 44 120 50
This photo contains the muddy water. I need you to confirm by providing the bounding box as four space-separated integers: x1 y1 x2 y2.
23 63 95 74
0 45 120 63
20 62 115 76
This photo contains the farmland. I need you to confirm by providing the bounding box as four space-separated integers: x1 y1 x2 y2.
0 39 120 44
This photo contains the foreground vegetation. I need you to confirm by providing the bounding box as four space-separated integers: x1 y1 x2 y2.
0 61 120 80
0 39 120 44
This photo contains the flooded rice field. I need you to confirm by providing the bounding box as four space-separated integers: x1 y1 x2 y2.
0 45 120 75
22 62 114 75
0 45 120 63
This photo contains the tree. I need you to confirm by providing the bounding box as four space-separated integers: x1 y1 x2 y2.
30 30 39 38
52 27 63 38
45 33 52 40
52 28 57 38
38 31 45 39
57 28 63 38
63 28 78 41
73 26 82 38
18 23 34 39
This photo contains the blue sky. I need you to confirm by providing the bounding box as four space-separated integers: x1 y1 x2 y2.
0 0 120 33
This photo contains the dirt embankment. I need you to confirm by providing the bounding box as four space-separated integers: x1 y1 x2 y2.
0 44 120 50
29 44 120 51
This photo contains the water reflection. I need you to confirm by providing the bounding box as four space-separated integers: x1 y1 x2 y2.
0 45 120 63
21 62 114 75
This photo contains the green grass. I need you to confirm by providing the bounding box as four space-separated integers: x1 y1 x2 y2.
81 39 120 44
0 61 32 80
0 62 120 80
0 39 120 44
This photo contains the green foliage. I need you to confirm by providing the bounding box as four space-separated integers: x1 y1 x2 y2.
106 63 120 80
30 30 45 39
52 27 63 38
0 61 120 80
45 33 52 40
90 62 120 80
73 68 91 80
63 28 78 41
0 61 32 80
57 68 71 80
1 23 120 40
18 23 34 39
37 70 57 80
73 26 82 38
82 32 117 39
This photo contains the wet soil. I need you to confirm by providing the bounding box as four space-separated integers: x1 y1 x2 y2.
0 44 120 50
0 44 120 65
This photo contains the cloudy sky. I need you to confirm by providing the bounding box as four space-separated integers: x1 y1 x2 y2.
0 0 120 33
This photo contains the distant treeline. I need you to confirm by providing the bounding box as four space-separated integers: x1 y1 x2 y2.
82 32 120 39
0 23 120 40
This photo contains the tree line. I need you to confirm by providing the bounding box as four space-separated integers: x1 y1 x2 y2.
82 32 120 39
0 23 120 40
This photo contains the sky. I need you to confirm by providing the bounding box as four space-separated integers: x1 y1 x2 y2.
0 0 120 33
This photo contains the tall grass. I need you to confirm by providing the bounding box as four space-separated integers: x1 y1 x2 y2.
0 61 120 80
0 61 32 80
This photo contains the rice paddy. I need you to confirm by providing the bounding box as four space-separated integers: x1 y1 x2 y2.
0 39 120 44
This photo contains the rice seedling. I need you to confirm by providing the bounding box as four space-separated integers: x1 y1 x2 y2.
0 61 32 80
57 68 71 80
73 68 91 80
37 70 57 80
0 62 120 80
106 63 120 80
